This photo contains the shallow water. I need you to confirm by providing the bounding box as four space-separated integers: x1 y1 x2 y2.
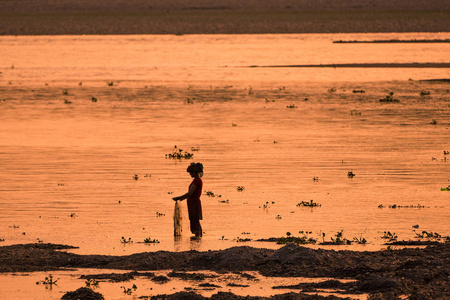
0 33 449 298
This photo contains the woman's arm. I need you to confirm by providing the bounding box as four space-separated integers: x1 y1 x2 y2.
172 184 196 201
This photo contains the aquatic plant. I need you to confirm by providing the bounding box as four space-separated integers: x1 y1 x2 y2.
320 230 351 245
91 97 97 102
381 231 397 241
107 81 114 86
313 177 319 181
328 88 337 92
156 212 165 217
143 237 160 244
430 119 438 125
191 146 200 151
121 284 137 294
350 110 361 115
347 171 355 178
420 90 431 96
379 92 399 102
275 215 282 219
205 190 221 197
0 238 4 242
286 104 297 108
63 99 72 104
236 186 245 191
62 90 69 95
184 98 194 104
414 231 441 239
218 199 229 203
120 237 133 243
166 145 193 159
296 200 321 207
36 274 58 286
276 232 317 245
133 174 139 180
352 89 365 93
85 278 99 288
353 235 367 244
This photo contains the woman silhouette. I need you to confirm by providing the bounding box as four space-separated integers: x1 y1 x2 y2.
172 162 203 237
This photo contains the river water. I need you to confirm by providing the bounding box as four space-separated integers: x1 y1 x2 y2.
0 33 449 259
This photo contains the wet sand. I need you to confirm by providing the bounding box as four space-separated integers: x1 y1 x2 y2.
0 0 449 35
1 243 449 299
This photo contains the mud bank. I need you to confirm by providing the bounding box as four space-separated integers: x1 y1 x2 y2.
1 243 448 299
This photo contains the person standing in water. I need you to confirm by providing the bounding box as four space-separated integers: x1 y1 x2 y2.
172 162 203 237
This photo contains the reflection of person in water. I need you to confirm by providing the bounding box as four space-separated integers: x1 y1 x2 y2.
172 162 203 237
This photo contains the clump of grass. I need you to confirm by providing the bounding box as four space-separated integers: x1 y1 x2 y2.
414 231 441 239
296 200 321 207
236 237 252 242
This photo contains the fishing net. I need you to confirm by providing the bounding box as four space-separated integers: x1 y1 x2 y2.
173 200 182 236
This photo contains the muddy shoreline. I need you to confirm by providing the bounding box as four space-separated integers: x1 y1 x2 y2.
1 243 448 299
0 0 449 35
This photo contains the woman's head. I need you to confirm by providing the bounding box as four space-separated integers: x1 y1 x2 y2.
187 162 203 177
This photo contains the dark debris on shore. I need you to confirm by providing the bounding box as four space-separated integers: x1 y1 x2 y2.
1 243 449 299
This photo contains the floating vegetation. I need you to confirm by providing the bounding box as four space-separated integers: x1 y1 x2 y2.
107 81 114 86
352 89 365 93
232 123 237 126
273 231 317 245
265 98 275 103
143 237 160 244
78 81 82 86
350 110 361 115
68 213 77 218
205 190 221 197
166 145 193 159
275 215 282 219
121 284 137 294
430 119 438 125
286 104 297 108
347 171 355 178
420 90 431 96
236 186 245 191
441 186 450 191
218 199 229 203
0 238 4 242
120 237 133 243
184 98 194 104
36 274 58 286
63 99 72 104
296 200 321 207
156 212 165 217
380 204 429 209
444 151 449 155
62 90 69 95
328 88 337 92
133 174 139 180
379 92 399 102
191 146 200 151
91 97 97 102
236 237 252 242
313 177 319 181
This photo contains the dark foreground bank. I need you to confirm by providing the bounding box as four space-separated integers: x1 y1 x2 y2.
0 0 449 35
0 243 448 299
